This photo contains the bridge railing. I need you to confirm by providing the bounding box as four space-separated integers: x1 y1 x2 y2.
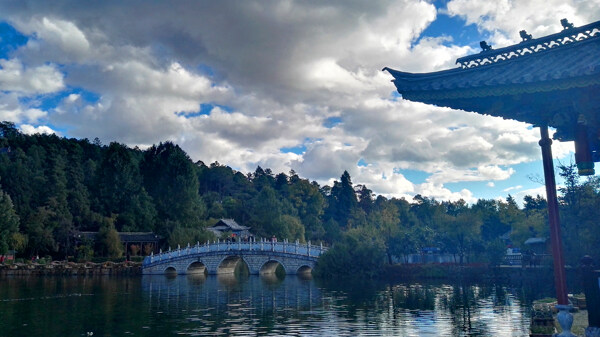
143 239 327 266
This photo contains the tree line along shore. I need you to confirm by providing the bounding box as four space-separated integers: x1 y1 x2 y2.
1 121 599 278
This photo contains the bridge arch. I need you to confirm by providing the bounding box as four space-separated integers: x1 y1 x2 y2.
216 255 249 274
165 266 178 275
296 265 312 275
186 261 207 275
259 259 286 275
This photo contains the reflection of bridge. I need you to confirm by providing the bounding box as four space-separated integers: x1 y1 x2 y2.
142 240 327 275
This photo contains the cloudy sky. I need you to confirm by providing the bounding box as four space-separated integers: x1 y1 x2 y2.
1 0 599 204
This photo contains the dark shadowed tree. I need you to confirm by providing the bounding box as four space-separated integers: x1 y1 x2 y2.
326 171 359 228
0 183 19 254
142 142 204 229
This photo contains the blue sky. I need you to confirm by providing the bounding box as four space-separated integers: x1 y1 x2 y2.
1 0 598 204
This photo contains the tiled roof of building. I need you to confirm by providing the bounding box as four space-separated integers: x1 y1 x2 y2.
383 19 600 142
213 219 249 231
524 237 548 245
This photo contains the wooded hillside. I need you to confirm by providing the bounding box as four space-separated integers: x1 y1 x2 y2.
1 121 598 269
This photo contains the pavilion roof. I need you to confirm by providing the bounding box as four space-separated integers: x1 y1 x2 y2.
212 219 249 231
384 19 600 142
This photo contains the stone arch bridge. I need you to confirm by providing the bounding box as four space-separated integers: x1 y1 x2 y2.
142 240 327 275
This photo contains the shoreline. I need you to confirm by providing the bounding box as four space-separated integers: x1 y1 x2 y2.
0 261 142 276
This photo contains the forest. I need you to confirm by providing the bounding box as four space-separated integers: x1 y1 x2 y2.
1 121 599 273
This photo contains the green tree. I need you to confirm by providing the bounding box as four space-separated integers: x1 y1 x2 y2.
168 225 215 248
0 185 20 254
368 198 400 264
142 142 204 228
98 142 156 231
315 226 385 279
357 184 374 214
326 171 359 229
96 219 123 258
440 212 481 264
250 186 286 237
558 164 600 264
288 176 325 241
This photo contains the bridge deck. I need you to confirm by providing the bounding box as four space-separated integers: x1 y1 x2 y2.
142 240 327 270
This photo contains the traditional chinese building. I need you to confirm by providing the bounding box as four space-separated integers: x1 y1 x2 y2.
384 19 600 175
207 219 253 241
384 19 600 336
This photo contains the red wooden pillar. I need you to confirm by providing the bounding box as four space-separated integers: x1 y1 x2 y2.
539 124 568 305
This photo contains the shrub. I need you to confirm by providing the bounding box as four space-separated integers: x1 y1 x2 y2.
315 227 386 279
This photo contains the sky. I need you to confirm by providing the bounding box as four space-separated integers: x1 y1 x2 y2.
1 0 599 205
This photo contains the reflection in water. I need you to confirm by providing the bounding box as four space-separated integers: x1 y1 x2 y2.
0 274 553 337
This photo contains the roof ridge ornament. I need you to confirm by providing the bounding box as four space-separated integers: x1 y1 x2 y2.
456 19 600 69
561 18 574 30
519 30 533 42
479 41 493 52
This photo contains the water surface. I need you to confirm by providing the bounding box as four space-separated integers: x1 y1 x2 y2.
0 274 552 336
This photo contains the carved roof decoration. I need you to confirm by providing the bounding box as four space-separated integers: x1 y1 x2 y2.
383 19 600 142
456 19 599 69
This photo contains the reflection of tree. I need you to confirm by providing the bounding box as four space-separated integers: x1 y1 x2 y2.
2 276 548 336
392 284 436 311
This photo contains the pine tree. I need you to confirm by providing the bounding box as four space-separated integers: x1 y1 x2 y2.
0 185 19 254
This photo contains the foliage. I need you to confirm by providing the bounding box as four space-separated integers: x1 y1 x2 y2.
0 185 20 254
2 124 600 270
75 238 94 262
485 239 507 266
530 325 555 334
96 220 123 258
315 227 386 279
168 225 215 248
558 163 600 264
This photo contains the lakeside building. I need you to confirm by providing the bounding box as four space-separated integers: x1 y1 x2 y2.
207 219 253 241
73 231 162 255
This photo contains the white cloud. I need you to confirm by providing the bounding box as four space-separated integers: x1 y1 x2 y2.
19 124 57 135
0 58 64 94
18 17 91 61
446 0 600 46
514 185 549 207
0 92 47 123
503 185 523 192
0 0 588 202
416 181 476 203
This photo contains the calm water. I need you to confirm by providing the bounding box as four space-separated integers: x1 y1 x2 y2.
0 274 553 337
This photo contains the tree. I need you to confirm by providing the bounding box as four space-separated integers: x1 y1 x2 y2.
97 142 156 231
357 185 374 214
368 199 400 264
45 150 74 258
250 186 286 237
142 142 204 227
558 164 600 264
315 226 386 279
0 185 19 254
96 219 123 258
523 194 547 215
440 212 481 264
473 199 509 241
288 177 325 241
168 225 215 248
326 171 359 228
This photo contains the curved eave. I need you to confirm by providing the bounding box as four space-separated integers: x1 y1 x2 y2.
383 32 600 98
382 35 600 138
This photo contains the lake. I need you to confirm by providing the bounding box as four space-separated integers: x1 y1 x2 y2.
0 274 554 336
